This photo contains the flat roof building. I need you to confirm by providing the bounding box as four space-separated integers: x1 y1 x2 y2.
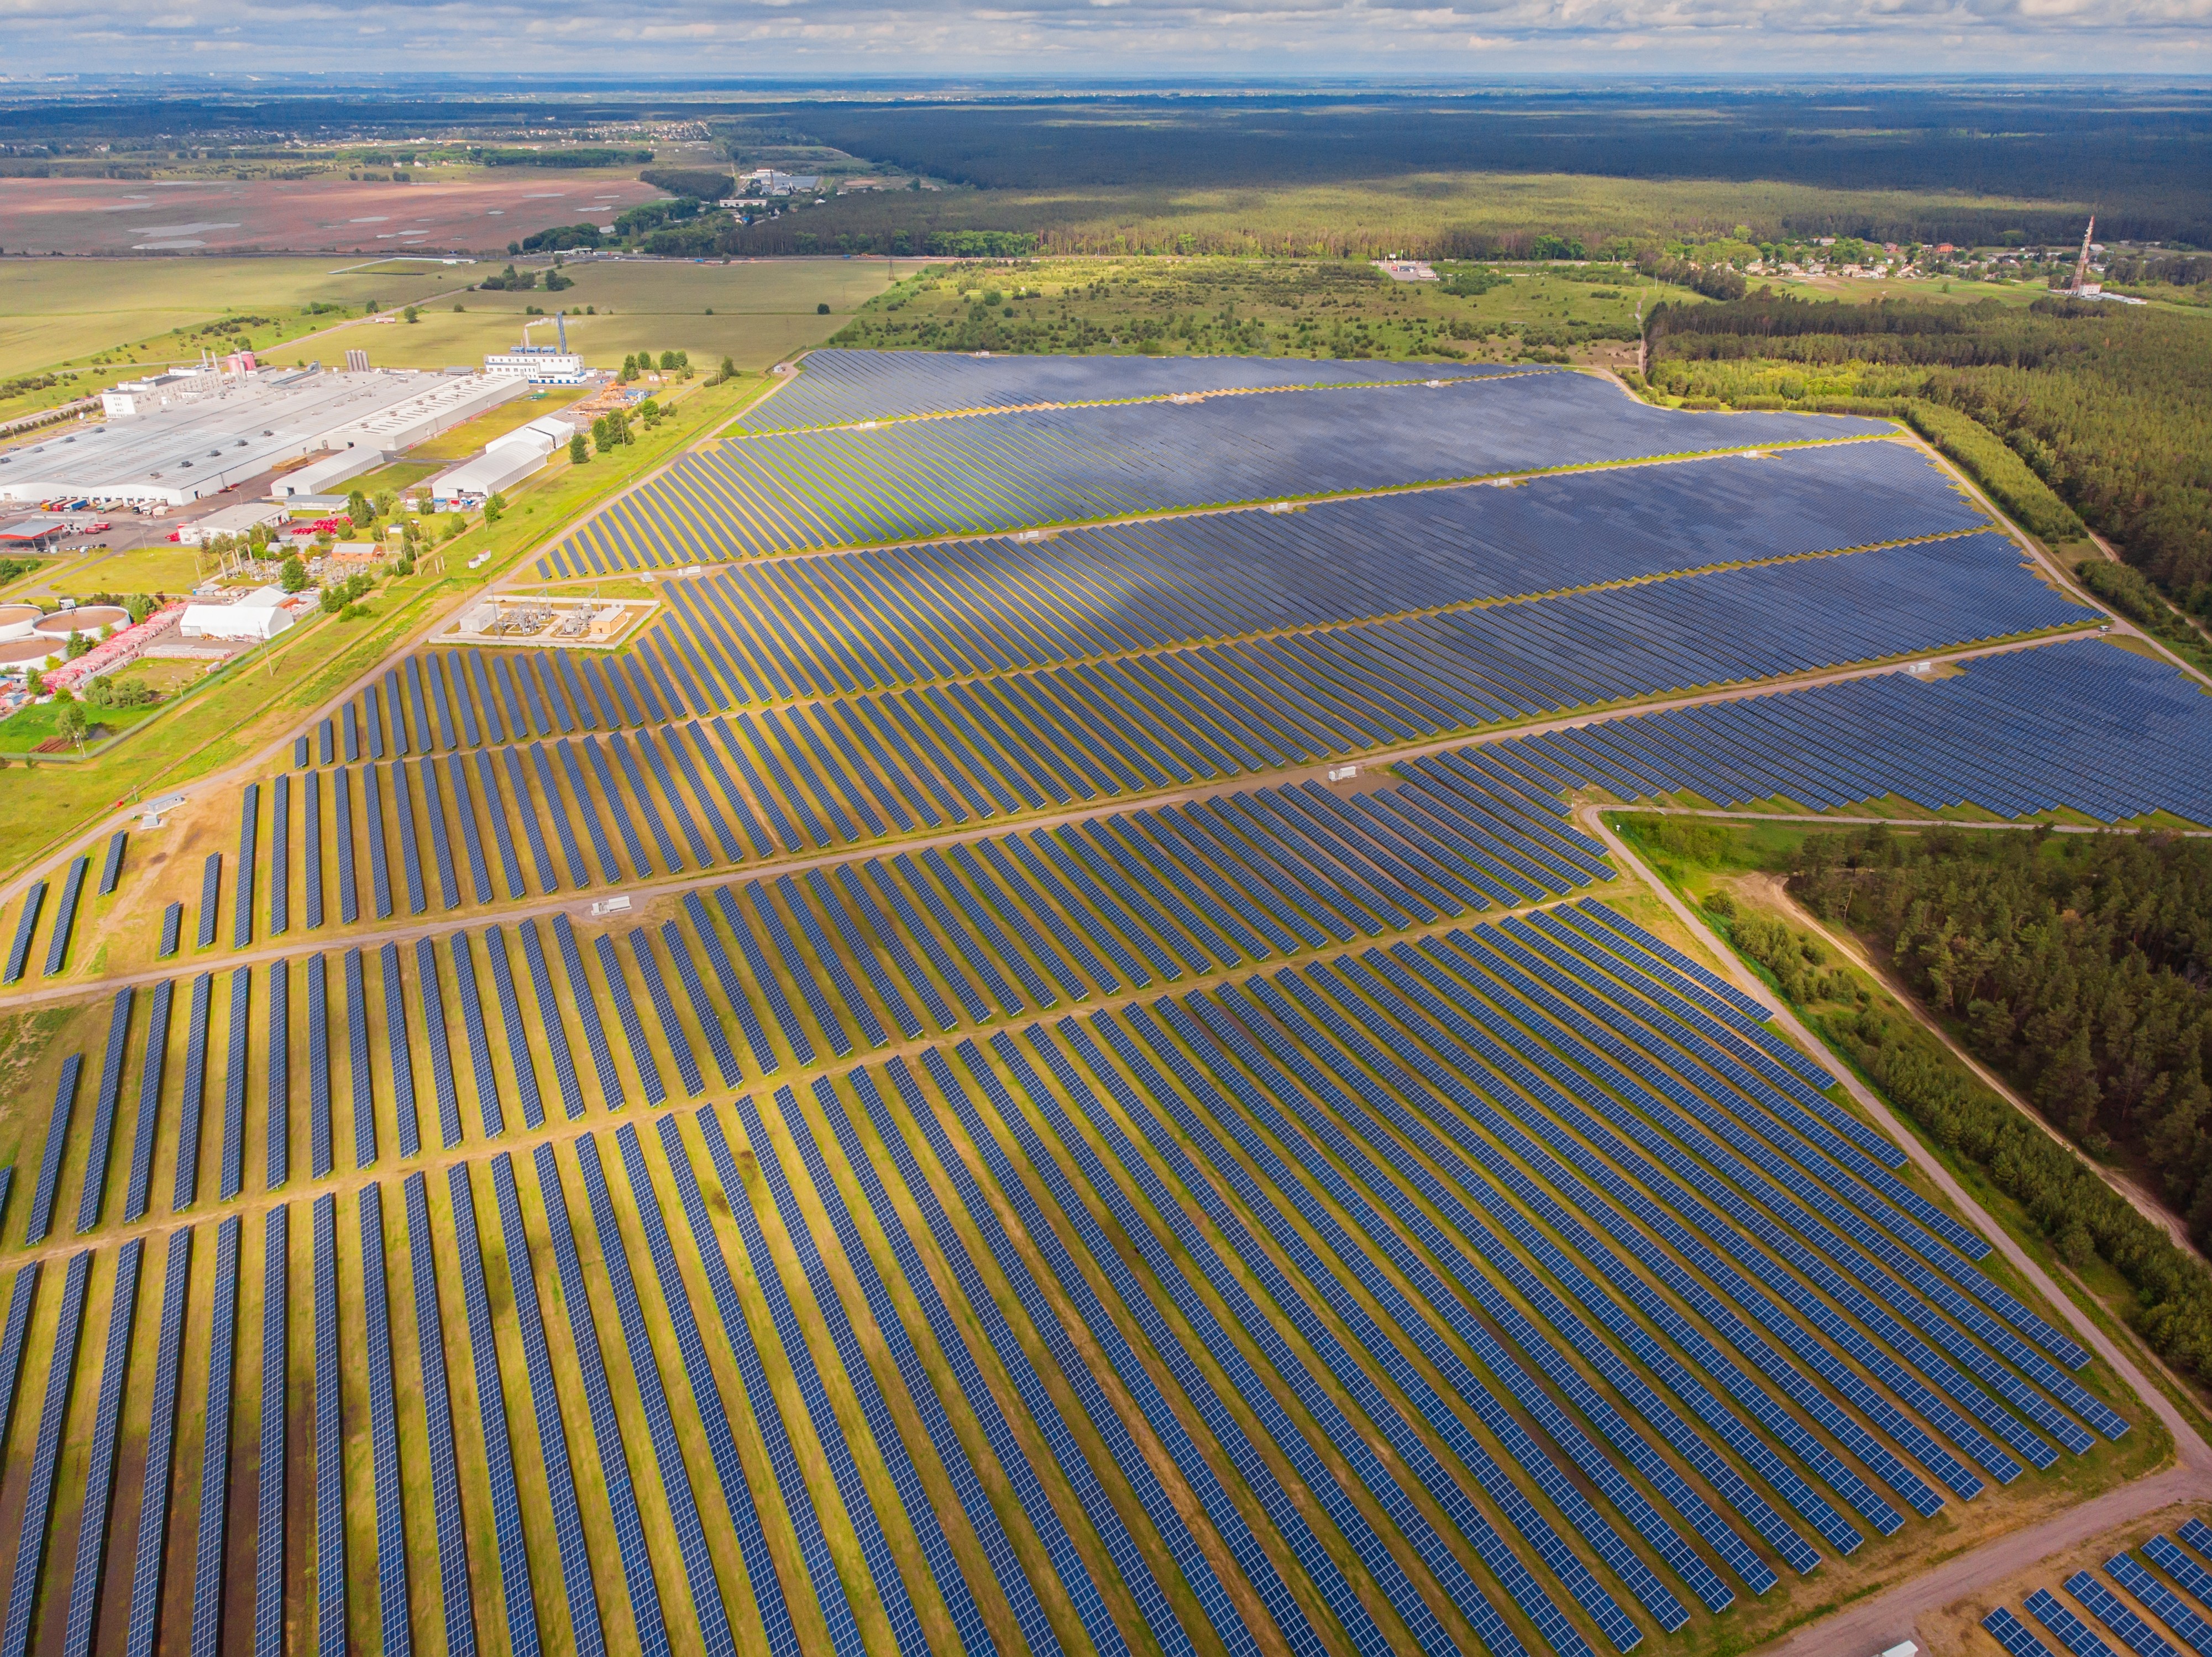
0 368 530 508
483 348 587 386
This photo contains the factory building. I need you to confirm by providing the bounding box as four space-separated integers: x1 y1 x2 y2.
0 366 530 508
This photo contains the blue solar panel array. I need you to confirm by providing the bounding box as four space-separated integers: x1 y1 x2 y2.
529 1142 671 1656
256 1204 289 1657
45 854 90 976
554 371 1891 570
60 1240 143 1657
403 1172 478 1657
125 1226 193 1657
737 347 1533 429
357 1182 413 1657
653 441 1985 707
489 1153 604 1657
189 1216 241 1657
1496 636 2212 827
123 978 172 1221
311 1193 347 1657
449 1163 539 1655
0 1252 87 1657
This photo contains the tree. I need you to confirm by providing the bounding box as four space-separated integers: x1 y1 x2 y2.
569 433 589 464
279 555 308 593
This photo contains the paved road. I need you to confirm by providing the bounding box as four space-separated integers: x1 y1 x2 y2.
1585 809 2212 1655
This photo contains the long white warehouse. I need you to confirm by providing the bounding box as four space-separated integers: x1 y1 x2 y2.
0 366 530 507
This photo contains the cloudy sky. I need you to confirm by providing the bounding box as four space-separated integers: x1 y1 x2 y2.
3 0 2204 77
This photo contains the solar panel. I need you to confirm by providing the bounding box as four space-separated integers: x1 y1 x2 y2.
450 930 507 1138
258 1203 292 1654
489 1153 603 1656
25 1053 82 1245
188 1220 243 1657
376 938 416 1159
307 952 333 1179
1989 1607 2062 1657
76 985 137 1233
98 829 127 896
614 1123 816 1655
270 777 291 937
925 1045 1334 1655
311 1194 347 1657
125 1227 193 1657
46 854 91 973
355 1183 413 1655
811 1069 1171 1657
2 1250 92 1657
333 767 359 924
3 880 43 982
123 978 174 1222
61 1240 144 1657
485 925 545 1130
626 929 704 1098
268 956 290 1186
402 1173 480 1656
528 1144 671 1656
234 784 259 948
551 914 622 1110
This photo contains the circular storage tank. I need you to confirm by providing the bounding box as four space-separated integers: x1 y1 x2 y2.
0 637 58 670
31 605 126 639
0 605 40 643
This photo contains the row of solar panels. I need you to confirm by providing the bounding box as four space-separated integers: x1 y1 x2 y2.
733 347 1533 432
647 442 1986 707
547 373 1890 570
0 926 2127 1657
1984 1520 2212 1655
1496 636 2212 830
296 644 686 770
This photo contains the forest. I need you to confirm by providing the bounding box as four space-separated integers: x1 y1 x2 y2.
784 87 2212 245
1645 292 2212 611
1796 828 2212 1215
1669 821 2212 1387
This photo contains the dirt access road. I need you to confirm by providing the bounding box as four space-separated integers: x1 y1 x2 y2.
1584 809 2212 1656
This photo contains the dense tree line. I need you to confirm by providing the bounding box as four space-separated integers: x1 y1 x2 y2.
1700 827 2212 1384
1795 828 2212 1219
1649 293 2212 609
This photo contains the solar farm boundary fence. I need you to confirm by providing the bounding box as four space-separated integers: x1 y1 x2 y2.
0 625 2119 1023
526 431 1914 588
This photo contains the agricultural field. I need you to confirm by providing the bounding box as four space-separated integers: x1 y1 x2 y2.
1 345 2210 1657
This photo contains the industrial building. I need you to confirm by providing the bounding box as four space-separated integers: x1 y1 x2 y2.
429 413 578 508
483 347 587 385
0 366 530 508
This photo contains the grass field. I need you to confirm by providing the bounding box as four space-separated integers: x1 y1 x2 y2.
307 259 893 376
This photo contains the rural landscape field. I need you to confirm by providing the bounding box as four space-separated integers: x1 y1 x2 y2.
0 74 2210 1657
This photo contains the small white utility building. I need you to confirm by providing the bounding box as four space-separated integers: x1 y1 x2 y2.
179 587 296 642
